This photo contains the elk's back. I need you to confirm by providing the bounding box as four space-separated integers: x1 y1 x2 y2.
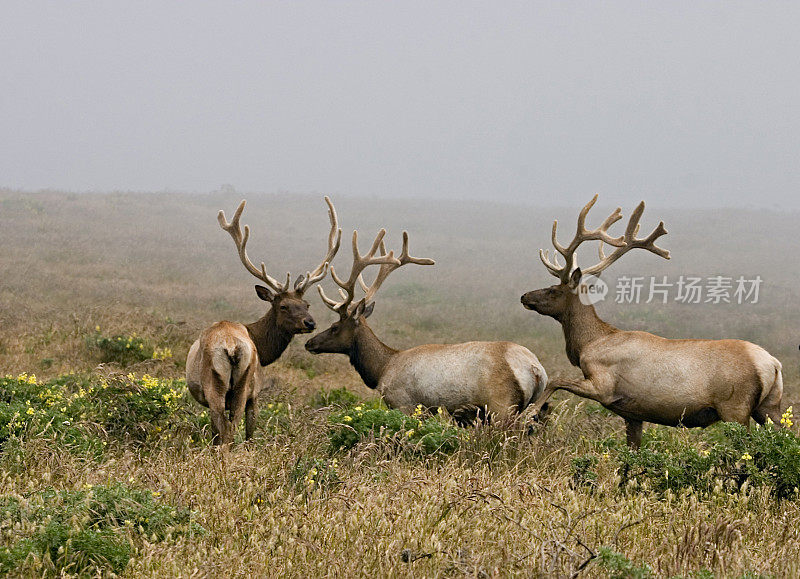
379 341 546 415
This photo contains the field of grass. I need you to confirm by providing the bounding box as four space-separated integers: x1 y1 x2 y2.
1 189 799 577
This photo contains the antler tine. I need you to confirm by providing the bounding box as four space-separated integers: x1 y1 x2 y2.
539 195 637 283
295 196 342 294
359 231 435 308
317 285 344 311
320 229 400 315
218 200 286 293
581 201 670 277
539 249 566 278
398 231 436 266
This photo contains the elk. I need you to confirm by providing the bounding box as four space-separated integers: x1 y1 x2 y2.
186 197 341 444
305 228 547 422
520 195 783 447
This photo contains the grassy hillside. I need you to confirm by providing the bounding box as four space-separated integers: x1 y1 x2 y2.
1 190 799 577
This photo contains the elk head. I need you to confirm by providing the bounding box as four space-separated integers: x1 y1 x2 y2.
218 197 341 336
305 229 434 354
521 195 670 320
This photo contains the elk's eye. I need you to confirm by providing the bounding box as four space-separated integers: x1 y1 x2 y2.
280 305 288 311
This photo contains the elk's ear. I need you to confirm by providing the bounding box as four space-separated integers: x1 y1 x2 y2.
255 285 276 302
568 268 582 290
362 302 375 319
352 300 375 325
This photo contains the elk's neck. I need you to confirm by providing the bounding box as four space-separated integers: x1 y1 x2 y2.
560 301 618 367
246 312 293 367
349 321 397 390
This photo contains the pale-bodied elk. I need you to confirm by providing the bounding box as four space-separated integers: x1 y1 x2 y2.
186 198 341 444
520 195 783 447
305 228 547 422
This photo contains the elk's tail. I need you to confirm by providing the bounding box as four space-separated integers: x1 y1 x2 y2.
212 339 252 389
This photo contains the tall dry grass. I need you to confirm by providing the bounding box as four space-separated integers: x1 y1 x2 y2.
1 189 799 576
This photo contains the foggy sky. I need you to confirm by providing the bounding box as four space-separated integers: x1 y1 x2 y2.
2 2 799 208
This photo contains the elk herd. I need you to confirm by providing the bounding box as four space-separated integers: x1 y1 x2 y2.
186 196 784 449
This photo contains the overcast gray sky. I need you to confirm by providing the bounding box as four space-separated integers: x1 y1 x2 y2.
2 2 798 207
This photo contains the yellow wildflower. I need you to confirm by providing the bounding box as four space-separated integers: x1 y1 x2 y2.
781 406 794 429
741 453 753 461
343 415 352 423
152 347 173 360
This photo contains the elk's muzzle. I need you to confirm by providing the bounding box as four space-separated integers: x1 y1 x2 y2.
520 292 539 311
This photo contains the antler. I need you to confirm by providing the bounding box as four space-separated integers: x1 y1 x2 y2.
318 229 400 315
293 196 342 295
539 194 670 283
218 196 342 295
218 200 289 293
359 231 435 306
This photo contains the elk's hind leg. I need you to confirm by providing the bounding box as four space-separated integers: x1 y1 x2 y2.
245 397 258 440
530 375 613 417
202 364 236 445
226 365 253 442
751 382 783 427
625 419 643 449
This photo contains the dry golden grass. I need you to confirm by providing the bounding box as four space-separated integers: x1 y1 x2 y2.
1 190 799 577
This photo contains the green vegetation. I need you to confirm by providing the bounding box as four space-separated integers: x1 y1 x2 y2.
596 547 653 579
0 372 208 454
616 410 800 499
0 484 202 575
328 402 460 455
86 329 173 366
1 191 799 576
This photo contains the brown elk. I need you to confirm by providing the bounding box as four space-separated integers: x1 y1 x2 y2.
305 228 547 422
521 195 783 447
186 197 341 444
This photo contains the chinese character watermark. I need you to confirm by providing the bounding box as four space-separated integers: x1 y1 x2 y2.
583 275 763 305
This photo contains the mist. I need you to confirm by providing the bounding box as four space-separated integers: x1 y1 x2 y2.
2 2 798 208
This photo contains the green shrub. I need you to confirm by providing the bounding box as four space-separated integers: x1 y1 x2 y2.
289 456 341 494
329 404 459 456
571 454 598 488
258 401 292 435
617 411 800 499
309 387 362 409
596 547 652 579
0 483 203 576
86 329 155 365
0 373 210 454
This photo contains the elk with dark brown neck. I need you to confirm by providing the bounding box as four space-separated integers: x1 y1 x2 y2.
186 197 341 445
521 195 783 447
306 228 547 422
